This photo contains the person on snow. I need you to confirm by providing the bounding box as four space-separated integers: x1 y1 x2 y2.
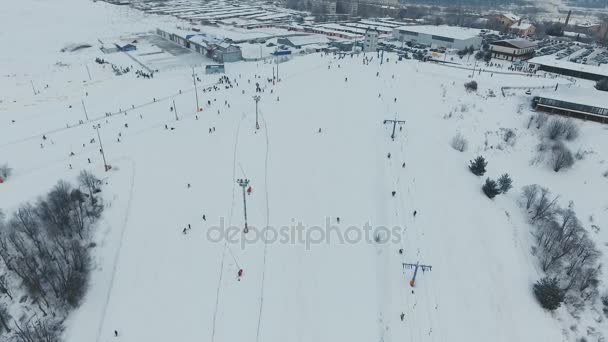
400 313 405 321
114 330 118 337
387 153 391 159
391 191 396 197
402 162 405 168
237 269 243 281
187 183 191 188
247 186 252 195
337 217 340 223
413 210 417 217
318 128 322 133
398 248 403 254
202 214 206 221
183 227 188 234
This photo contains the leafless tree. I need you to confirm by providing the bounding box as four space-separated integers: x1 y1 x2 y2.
0 164 11 179
551 142 575 172
450 133 468 152
0 302 10 334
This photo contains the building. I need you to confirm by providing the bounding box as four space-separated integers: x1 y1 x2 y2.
277 35 330 49
532 88 608 123
509 21 536 37
392 25 482 50
528 55 608 81
312 0 337 14
489 39 536 61
363 29 378 52
156 28 242 63
496 13 520 28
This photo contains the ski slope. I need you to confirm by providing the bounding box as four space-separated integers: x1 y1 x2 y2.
2 1 608 342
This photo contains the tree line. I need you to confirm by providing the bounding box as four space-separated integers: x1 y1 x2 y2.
0 170 104 342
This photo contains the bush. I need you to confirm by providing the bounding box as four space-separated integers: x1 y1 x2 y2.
482 178 500 198
545 118 579 141
483 51 492 62
464 81 478 92
533 277 564 311
498 173 513 194
450 133 468 152
551 142 574 172
475 50 484 60
596 78 608 92
0 164 12 180
469 156 487 176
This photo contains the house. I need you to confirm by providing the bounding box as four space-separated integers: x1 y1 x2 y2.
156 28 242 63
509 21 536 37
489 39 536 61
532 88 608 123
496 13 520 28
205 64 225 74
119 43 137 52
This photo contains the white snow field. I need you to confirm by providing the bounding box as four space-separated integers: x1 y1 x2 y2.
2 1 608 342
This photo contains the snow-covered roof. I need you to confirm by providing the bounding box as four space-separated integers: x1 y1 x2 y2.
491 39 537 49
510 22 533 30
501 13 521 22
528 55 608 78
537 87 608 110
394 25 482 41
283 35 330 46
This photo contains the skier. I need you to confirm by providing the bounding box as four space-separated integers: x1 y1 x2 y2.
387 153 391 159
187 183 191 188
188 224 191 230
247 186 252 195
88 158 91 164
318 128 322 133
413 210 417 217
402 162 405 168
237 269 243 281
391 191 396 197
114 330 118 337
202 214 206 221
182 228 187 234
400 313 405 321
337 217 340 223
398 248 403 254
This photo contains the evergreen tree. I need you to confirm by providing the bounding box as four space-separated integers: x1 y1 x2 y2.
498 173 513 194
483 51 492 62
533 277 564 311
595 78 608 92
482 178 500 198
469 156 487 176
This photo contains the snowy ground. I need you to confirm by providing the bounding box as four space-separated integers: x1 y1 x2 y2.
2 1 608 342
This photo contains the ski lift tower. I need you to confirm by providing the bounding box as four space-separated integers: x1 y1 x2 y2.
403 261 432 287
383 118 405 141
237 178 250 233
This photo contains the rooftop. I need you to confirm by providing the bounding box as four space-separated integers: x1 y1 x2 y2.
491 39 537 49
394 25 482 40
537 87 608 110
510 22 533 30
528 55 608 78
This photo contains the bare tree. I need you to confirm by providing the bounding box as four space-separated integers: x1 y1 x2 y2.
522 185 540 210
0 302 10 334
546 118 567 140
0 164 11 179
551 142 575 172
450 133 468 152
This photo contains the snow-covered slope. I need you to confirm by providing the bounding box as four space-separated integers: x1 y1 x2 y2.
1 1 608 342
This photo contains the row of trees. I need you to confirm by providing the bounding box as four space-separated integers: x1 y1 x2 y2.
0 171 103 341
521 185 601 310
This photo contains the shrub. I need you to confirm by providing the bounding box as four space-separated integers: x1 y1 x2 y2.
482 178 500 198
464 81 478 92
483 51 492 62
551 142 574 172
596 78 608 92
450 133 468 152
498 173 513 194
533 277 564 311
469 156 487 176
0 164 12 180
545 118 579 141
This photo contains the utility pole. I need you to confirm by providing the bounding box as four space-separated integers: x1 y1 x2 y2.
173 99 179 121
253 95 261 130
403 261 432 287
237 179 250 233
383 119 405 141
86 64 92 81
30 81 38 95
95 126 109 171
82 100 89 121
192 66 200 112
276 56 279 81
471 59 478 78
